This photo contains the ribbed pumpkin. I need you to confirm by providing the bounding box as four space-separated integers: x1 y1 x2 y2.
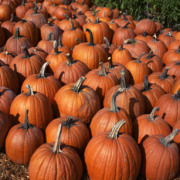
90 90 132 137
148 67 175 93
126 53 151 84
140 129 179 180
117 14 135 29
72 28 108 70
0 111 10 150
158 32 175 48
168 40 180 50
85 120 141 180
133 75 166 114
104 69 145 120
53 76 101 125
83 62 119 103
29 124 83 180
54 53 89 85
133 107 171 144
0 51 16 66
134 31 153 44
108 19 119 35
5 110 44 165
154 89 180 128
10 85 53 129
46 116 90 154
21 62 62 105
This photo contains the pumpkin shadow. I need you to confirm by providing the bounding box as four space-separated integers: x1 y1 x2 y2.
8 113 20 127
96 87 103 108
129 98 139 120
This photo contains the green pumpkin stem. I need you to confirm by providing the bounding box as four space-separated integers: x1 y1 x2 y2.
104 37 110 47
62 116 73 129
136 16 141 21
99 62 107 76
22 46 30 58
143 75 149 90
22 110 32 130
26 84 34 96
176 46 180 53
85 28 95 46
149 107 159 121
110 90 121 112
118 44 124 51
14 27 21 39
147 50 153 59
161 67 169 79
73 76 86 92
53 40 58 54
37 61 50 78
124 38 136 45
58 35 63 47
92 5 98 13
108 119 126 139
66 53 74 65
142 31 147 37
173 89 180 99
64 14 70 20
93 10 100 16
22 0 25 6
46 33 52 41
123 21 131 28
70 19 75 30
160 129 179 147
136 52 145 63
119 69 126 90
75 38 82 43
52 124 63 153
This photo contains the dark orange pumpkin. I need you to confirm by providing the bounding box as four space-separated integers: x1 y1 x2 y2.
158 32 175 48
172 120 180 153
168 40 180 50
55 7 72 20
134 31 153 44
0 4 12 22
171 79 180 94
0 51 16 66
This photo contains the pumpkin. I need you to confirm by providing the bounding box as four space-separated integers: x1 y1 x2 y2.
108 19 119 35
123 39 150 59
5 27 32 55
99 11 111 23
168 40 180 50
0 4 12 22
148 67 175 93
112 22 136 46
54 53 89 85
29 124 83 180
72 28 108 70
133 16 141 25
90 90 132 137
175 32 180 40
85 120 141 180
85 10 100 23
13 18 39 47
55 7 72 20
140 129 179 180
48 2 59 17
61 19 85 49
46 116 89 154
98 6 113 19
10 46 44 86
5 110 44 165
133 75 166 114
112 43 133 66
0 111 10 150
126 52 151 84
171 79 180 94
21 61 62 105
172 120 180 153
155 21 162 33
83 62 119 103
104 69 145 120
133 106 171 144
0 51 16 66
75 0 89 14
160 24 180 37
53 76 101 125
134 31 153 44
73 13 86 27
158 32 175 48
78 0 91 6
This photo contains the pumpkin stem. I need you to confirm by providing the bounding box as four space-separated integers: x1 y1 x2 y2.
47 21 54 26
123 14 128 21
37 61 50 78
153 33 158 42
125 10 128 15
10 14 13 22
52 124 63 153
62 116 73 129
95 17 99 24
34 2 38 14
124 39 136 45
171 24 180 31
147 50 153 59
110 3 113 10
166 32 172 37
26 84 34 96
173 89 180 99
22 0 25 6
22 110 32 130
149 107 159 121
118 44 124 51
70 19 75 30
161 67 169 79
92 5 97 13
116 12 120 19
110 90 121 112
142 31 147 37
77 11 82 15
99 62 107 76
87 19 92 22
135 52 145 63
123 21 131 28
46 33 52 41
39 3 43 10
75 38 82 43
176 46 180 53
74 7 78 12
109 19 114 24
73 76 86 92
143 75 149 91
136 16 141 21
160 129 179 147
104 37 110 47
5 51 9 55
21 18 26 23
101 1 107 7
108 57 113 69
14 27 21 39
108 119 126 139
64 14 70 20
119 69 126 91
66 53 74 65
93 10 100 16
22 46 30 58
53 40 58 55
81 0 85 5
58 35 63 47
85 28 95 46
102 11 106 17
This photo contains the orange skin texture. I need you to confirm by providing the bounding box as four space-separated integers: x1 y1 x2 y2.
125 60 151 85
0 4 12 22
75 4 89 14
140 53 164 73
133 114 171 144
155 21 162 32
171 79 180 94
162 49 180 65
175 32 180 40
5 123 44 165
112 27 136 46
48 5 59 17
147 39 167 59
58 19 81 31
55 7 72 20
53 83 101 125
101 43 117 57
173 120 180 152
0 112 10 150
112 47 133 66
85 132 141 180
158 33 175 48
9 92 53 129
45 116 90 154
0 51 16 66
135 19 156 36
108 21 119 34
54 59 89 85
77 0 91 6
98 7 113 18
83 69 119 103
148 71 175 93
123 40 150 59
140 134 179 180
0 87 16 116
99 16 111 23
37 39 54 54
168 40 180 50
155 93 180 128
104 85 145 120
134 34 153 44
133 83 166 114
72 43 108 70
90 106 132 137
15 4 31 19
117 20 136 30
28 142 83 180
50 46 72 55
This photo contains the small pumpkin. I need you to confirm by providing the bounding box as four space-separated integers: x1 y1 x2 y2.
0 51 16 66
158 32 175 48
134 31 153 44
